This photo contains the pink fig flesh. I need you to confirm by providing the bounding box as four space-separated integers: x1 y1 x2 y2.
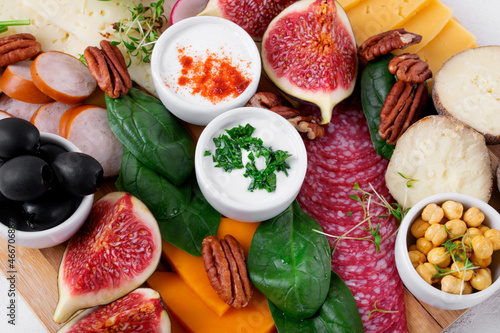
57 288 171 333
170 0 210 25
53 192 162 323
199 0 300 40
262 0 358 124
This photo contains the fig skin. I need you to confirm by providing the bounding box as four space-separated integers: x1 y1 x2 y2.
0 155 54 201
0 118 40 160
51 152 104 197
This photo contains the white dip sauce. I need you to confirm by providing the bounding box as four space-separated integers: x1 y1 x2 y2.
158 21 257 105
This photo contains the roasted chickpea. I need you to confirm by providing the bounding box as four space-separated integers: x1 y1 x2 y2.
416 237 434 255
425 224 447 246
421 203 444 224
464 227 482 246
451 261 473 281
441 275 472 294
427 247 451 268
416 262 438 285
441 201 463 220
471 253 492 268
409 244 418 252
484 229 500 251
411 217 430 238
472 235 493 260
470 268 492 291
445 219 467 239
463 207 485 227
479 225 490 234
409 250 427 268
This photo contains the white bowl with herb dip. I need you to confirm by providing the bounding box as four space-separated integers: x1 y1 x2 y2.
195 107 307 222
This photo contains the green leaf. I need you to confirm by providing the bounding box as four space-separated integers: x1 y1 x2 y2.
106 88 195 185
360 54 396 159
269 271 364 332
158 181 221 256
117 147 191 219
247 201 331 319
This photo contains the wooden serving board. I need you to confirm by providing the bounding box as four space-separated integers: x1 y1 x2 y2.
2 72 500 333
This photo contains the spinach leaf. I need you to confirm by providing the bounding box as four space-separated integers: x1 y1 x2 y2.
360 54 396 160
247 200 331 319
116 147 191 219
158 180 221 256
269 270 364 332
106 87 195 185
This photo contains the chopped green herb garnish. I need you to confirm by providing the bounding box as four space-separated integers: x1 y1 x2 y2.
204 150 211 156
347 211 352 217
206 123 292 193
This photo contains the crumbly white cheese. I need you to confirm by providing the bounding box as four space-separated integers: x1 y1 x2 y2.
385 115 493 207
433 46 500 137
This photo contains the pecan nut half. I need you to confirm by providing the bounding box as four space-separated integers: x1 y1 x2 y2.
270 106 325 140
358 29 422 61
202 235 253 309
388 53 432 84
0 33 41 67
378 80 427 145
245 91 286 109
84 40 132 98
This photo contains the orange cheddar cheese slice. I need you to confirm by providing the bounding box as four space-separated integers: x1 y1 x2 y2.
417 18 476 75
148 272 275 333
162 218 260 317
393 0 452 54
347 0 430 45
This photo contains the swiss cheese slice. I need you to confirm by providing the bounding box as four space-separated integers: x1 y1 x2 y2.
346 0 431 45
417 18 476 75
393 0 452 54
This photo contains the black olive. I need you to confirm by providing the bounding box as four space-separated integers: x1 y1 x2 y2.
51 152 103 196
0 118 40 160
37 143 67 164
0 204 34 232
22 188 77 231
0 156 54 201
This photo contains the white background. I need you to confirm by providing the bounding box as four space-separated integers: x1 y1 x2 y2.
1 0 500 332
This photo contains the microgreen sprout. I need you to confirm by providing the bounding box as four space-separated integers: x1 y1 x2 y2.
0 19 30 33
367 300 398 320
111 0 167 66
398 172 418 188
313 182 410 255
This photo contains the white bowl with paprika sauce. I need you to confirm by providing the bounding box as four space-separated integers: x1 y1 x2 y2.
151 16 261 125
195 107 307 222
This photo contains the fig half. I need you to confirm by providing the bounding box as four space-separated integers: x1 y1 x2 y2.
53 192 162 323
57 288 171 332
261 0 358 124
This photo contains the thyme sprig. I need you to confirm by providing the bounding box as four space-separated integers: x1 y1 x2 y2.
111 0 167 66
367 300 398 320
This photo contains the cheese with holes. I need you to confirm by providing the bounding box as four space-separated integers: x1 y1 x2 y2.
417 18 476 75
21 0 177 96
346 0 431 45
393 0 452 54
337 0 363 11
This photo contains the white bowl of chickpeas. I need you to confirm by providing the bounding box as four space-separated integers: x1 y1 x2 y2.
395 193 500 310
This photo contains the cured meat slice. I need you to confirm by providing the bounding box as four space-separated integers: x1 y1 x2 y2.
297 95 408 333
0 110 12 120
0 94 45 121
31 101 74 135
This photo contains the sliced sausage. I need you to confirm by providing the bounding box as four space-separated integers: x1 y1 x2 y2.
31 51 97 105
0 110 12 120
30 101 74 135
59 105 122 177
0 60 54 104
0 94 46 121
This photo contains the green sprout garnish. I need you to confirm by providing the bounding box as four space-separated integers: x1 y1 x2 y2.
398 172 418 188
367 300 398 320
0 19 30 33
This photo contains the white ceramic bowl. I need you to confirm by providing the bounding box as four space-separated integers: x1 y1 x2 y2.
395 193 500 310
0 133 93 248
151 16 261 125
195 107 307 222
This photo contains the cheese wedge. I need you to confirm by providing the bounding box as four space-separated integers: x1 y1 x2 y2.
346 0 431 45
393 0 452 54
337 0 363 11
148 272 275 333
417 18 476 75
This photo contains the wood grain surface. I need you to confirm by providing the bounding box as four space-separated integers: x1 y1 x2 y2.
1 71 499 333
